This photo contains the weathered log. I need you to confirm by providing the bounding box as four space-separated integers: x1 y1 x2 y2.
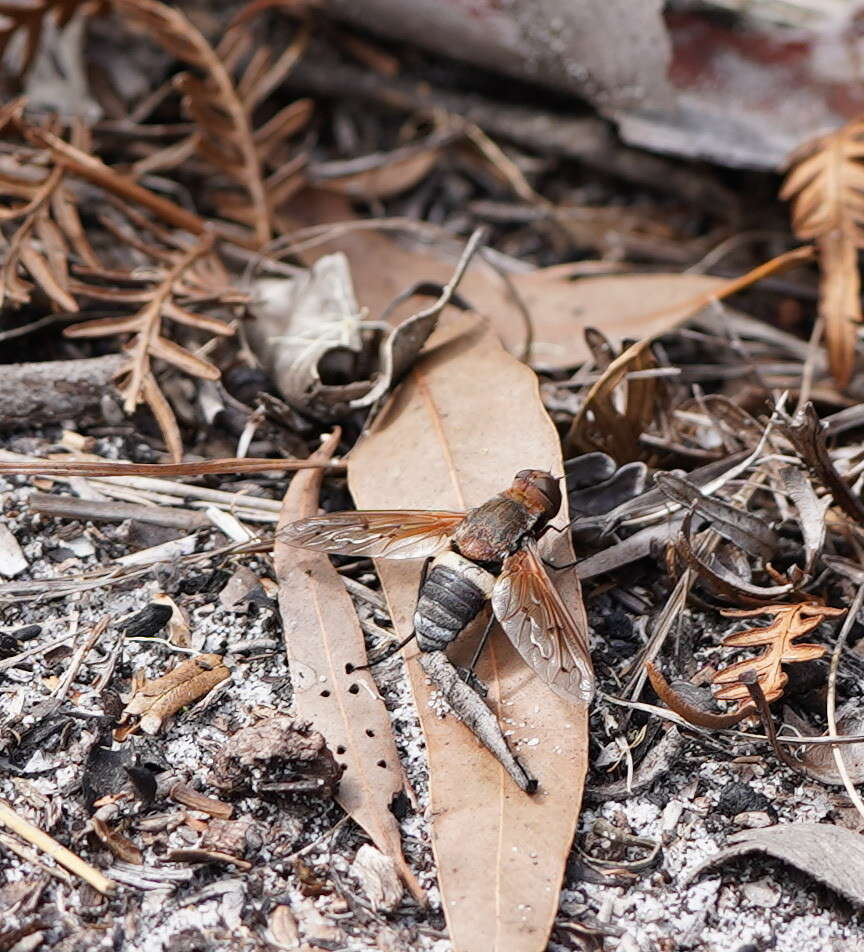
0 355 125 430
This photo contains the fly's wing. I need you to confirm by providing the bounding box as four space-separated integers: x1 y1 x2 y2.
279 510 466 559
492 539 594 704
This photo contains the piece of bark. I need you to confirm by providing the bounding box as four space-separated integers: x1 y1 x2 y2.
0 355 124 430
687 823 864 908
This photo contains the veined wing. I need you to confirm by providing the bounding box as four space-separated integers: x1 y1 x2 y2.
279 509 466 559
492 539 594 704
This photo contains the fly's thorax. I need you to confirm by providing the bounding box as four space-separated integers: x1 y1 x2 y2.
452 495 534 562
413 550 496 652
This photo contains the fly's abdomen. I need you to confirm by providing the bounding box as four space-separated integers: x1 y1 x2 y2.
414 551 496 652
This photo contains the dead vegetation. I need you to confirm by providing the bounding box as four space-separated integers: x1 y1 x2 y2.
4 3 864 952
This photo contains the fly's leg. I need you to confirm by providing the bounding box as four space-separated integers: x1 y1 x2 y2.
347 629 417 672
455 609 495 698
346 557 431 673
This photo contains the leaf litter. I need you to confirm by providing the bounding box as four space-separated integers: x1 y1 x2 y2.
6 5 864 952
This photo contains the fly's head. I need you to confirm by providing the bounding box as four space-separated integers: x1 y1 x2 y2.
510 469 562 530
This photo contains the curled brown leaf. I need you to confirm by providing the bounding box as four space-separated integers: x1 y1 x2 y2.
121 653 230 736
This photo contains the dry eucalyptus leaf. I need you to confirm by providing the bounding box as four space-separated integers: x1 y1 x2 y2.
121 653 230 735
513 270 727 370
273 431 424 902
688 823 864 907
349 310 588 952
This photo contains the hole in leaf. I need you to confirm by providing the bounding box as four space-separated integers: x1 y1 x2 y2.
320 690 330 698
365 729 375 738
336 745 346 755
377 760 387 769
348 683 359 694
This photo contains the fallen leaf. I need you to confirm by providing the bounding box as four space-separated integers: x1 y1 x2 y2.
91 817 142 865
713 602 844 714
802 706 864 786
349 311 589 952
512 269 726 369
246 253 371 419
645 661 751 729
121 653 230 735
273 430 424 903
687 823 864 907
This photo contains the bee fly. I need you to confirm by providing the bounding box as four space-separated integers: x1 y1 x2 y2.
280 469 594 704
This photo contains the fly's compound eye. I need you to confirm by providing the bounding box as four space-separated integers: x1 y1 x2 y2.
531 472 561 514
514 469 561 516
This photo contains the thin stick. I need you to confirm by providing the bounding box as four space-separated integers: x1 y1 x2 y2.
0 455 344 478
827 584 864 822
52 616 111 702
741 671 808 777
0 800 116 894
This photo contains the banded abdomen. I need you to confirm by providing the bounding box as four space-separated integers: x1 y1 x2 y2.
414 550 496 652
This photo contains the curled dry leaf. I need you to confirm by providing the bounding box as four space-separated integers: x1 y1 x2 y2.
781 117 864 388
273 430 424 902
713 602 844 715
120 653 230 736
778 403 864 528
673 509 795 606
645 661 753 729
688 823 864 908
779 465 829 576
349 311 589 952
246 253 372 419
249 231 483 419
91 817 142 865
